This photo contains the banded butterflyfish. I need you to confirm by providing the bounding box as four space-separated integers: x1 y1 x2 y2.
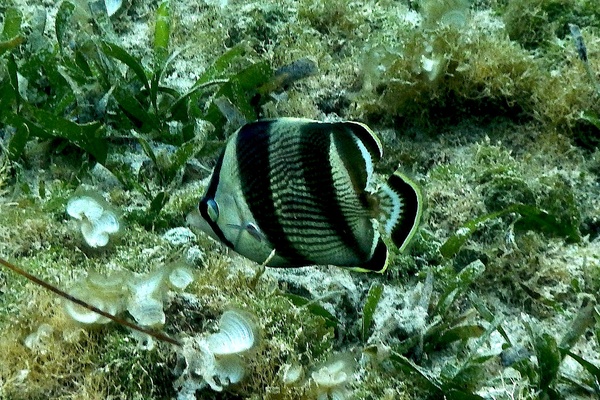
188 118 423 273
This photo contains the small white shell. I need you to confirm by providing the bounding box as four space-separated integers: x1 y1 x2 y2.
66 193 121 248
80 221 110 247
86 270 127 291
311 353 355 389
67 196 103 221
128 269 166 299
63 286 121 325
64 301 105 324
126 271 168 327
207 310 257 356
214 354 245 385
312 360 349 387
168 265 194 290
96 211 120 234
127 296 165 327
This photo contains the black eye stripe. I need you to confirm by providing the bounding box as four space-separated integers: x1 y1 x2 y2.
199 152 234 248
207 199 219 220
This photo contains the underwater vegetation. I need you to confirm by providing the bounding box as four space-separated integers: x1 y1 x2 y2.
175 309 259 395
64 260 194 329
357 0 600 138
1 0 600 399
66 189 123 248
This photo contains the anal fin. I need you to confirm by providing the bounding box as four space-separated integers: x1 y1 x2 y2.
348 239 389 273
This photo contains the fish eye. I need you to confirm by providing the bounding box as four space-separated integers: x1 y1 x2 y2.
203 198 219 222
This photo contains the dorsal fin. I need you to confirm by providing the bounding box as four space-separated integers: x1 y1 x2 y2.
329 122 383 195
337 121 383 163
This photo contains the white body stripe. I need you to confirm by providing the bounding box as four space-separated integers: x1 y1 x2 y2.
352 135 376 191
379 182 403 235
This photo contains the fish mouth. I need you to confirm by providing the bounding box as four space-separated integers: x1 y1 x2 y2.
185 208 203 229
186 208 218 241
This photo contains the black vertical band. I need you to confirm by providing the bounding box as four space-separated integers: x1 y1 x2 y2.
236 121 310 265
199 151 234 248
299 123 371 262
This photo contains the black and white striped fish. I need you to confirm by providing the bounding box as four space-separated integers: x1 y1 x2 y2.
188 118 423 273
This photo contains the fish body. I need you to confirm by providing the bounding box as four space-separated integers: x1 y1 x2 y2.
189 118 423 273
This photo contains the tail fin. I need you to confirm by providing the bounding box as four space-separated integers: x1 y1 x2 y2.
378 170 423 252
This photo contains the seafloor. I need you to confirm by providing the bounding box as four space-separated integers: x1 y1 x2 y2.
1 0 599 399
